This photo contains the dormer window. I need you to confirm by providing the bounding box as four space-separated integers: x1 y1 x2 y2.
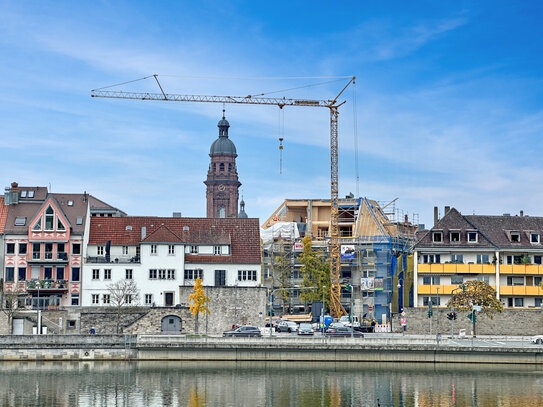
450 231 460 242
432 231 443 243
14 216 26 226
511 232 521 243
531 233 540 244
467 231 478 243
45 206 54 231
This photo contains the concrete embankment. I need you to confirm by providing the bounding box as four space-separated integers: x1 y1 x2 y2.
1 335 543 364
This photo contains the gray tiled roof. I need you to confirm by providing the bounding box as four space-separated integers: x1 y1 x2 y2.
414 208 543 251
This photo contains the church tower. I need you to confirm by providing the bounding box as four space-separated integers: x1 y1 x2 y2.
204 111 241 218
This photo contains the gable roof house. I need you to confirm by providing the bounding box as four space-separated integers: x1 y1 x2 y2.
414 207 543 309
84 216 261 307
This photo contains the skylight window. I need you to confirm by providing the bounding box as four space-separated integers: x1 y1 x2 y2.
28 191 34 198
20 191 27 198
76 216 83 225
67 200 74 206
14 217 26 226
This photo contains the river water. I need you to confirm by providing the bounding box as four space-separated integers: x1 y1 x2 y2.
0 361 542 406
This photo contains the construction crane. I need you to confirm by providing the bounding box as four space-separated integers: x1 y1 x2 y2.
91 74 355 318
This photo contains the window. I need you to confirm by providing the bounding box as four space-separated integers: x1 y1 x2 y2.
450 231 460 242
125 269 133 280
149 269 157 279
151 245 157 255
72 243 81 255
72 267 80 282
422 254 440 264
57 217 66 231
238 270 257 281
5 267 14 282
28 190 34 198
507 276 524 286
534 277 542 286
92 294 100 305
67 200 74 206
15 216 26 226
125 294 133 304
535 256 542 265
45 206 54 231
6 243 15 254
451 275 464 285
20 190 27 198
536 298 543 308
45 243 53 259
218 207 225 218
531 233 540 244
103 294 110 304
219 163 225 172
511 232 521 243
168 245 175 255
71 294 79 306
92 269 100 280
215 270 226 286
423 296 441 306
190 245 198 254
18 243 27 255
32 243 40 259
104 269 111 280
476 254 489 264
432 232 443 243
56 267 64 280
44 267 52 279
451 254 463 263
67 320 76 329
513 255 523 265
145 294 153 305
18 267 26 281
32 218 42 231
514 297 524 307
97 246 104 256
76 216 83 225
184 269 203 280
214 246 221 255
467 231 478 243
167 269 175 279
422 276 440 285
122 246 129 255
477 275 490 283
158 269 166 279
136 246 140 258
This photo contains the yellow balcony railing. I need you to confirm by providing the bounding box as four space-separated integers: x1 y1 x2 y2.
417 284 495 295
418 264 495 274
499 285 543 296
499 265 543 275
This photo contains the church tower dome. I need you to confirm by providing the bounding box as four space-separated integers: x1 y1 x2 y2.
204 110 241 218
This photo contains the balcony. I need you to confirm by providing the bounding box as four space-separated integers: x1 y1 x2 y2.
86 256 141 264
27 253 69 263
26 279 68 292
418 264 495 274
499 265 543 275
499 285 543 296
418 284 496 295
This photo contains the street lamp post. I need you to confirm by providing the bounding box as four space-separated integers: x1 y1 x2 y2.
436 286 440 333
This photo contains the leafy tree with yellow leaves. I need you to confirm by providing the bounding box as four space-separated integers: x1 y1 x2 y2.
189 277 210 334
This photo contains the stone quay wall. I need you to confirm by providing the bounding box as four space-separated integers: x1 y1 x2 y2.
399 308 543 336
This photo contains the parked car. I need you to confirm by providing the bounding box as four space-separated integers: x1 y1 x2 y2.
297 323 314 336
223 326 262 337
325 322 344 332
531 335 543 344
276 320 299 333
325 326 364 337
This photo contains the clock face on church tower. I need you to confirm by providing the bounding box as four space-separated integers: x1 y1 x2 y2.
218 184 225 191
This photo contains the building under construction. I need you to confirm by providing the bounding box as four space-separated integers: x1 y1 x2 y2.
261 196 418 324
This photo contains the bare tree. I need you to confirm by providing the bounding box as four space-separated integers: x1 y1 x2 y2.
107 280 140 333
1 283 21 335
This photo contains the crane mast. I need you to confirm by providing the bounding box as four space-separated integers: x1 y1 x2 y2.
91 75 355 317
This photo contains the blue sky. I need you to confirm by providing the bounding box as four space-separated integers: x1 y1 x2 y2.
1 1 543 227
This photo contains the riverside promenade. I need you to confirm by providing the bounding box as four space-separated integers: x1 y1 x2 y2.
0 334 542 364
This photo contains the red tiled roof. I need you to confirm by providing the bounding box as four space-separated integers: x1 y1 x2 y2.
0 197 8 234
89 216 261 264
143 225 182 243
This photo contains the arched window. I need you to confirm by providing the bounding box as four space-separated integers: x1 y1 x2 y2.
218 207 225 218
219 163 225 172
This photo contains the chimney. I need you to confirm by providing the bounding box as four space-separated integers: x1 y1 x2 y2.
444 206 450 215
141 226 147 240
520 210 524 217
434 206 439 226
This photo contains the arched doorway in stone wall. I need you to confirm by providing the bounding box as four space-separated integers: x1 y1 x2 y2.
161 315 182 333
